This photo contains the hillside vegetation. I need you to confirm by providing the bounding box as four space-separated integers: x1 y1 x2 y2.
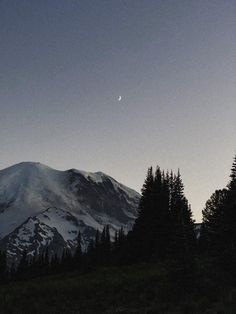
0 263 236 314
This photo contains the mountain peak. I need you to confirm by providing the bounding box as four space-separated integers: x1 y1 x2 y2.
0 161 55 174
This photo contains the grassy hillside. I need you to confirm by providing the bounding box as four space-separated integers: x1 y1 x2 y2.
0 263 235 314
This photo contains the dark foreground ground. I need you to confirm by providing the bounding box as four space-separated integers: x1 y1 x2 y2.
0 263 235 314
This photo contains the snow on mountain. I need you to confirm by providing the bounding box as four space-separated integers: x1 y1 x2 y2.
0 162 140 262
1 207 94 263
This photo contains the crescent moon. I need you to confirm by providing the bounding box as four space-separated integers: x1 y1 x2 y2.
118 96 122 101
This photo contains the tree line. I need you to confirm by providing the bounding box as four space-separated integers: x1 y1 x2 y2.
0 154 236 284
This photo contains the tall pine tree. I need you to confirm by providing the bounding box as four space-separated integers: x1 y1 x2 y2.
200 189 228 253
201 154 236 278
129 167 155 261
0 250 7 281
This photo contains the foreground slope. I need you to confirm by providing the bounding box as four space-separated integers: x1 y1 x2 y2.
0 264 234 314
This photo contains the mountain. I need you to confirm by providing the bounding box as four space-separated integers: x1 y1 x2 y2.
0 162 140 263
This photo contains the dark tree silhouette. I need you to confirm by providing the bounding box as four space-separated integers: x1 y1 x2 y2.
169 170 195 259
74 231 83 268
128 166 195 264
0 250 7 281
201 154 236 281
200 189 228 253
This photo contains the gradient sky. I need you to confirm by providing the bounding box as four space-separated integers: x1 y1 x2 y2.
0 0 235 221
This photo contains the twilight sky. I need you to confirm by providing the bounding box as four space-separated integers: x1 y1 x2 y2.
0 0 235 221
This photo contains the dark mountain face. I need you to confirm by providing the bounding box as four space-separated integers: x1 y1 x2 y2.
68 170 137 222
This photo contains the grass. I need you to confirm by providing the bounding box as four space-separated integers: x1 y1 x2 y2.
0 263 235 314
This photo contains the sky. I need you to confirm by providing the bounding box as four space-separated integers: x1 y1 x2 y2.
0 0 235 222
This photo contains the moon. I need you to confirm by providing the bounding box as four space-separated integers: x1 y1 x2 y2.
118 96 122 101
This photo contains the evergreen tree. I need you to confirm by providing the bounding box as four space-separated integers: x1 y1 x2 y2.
17 250 29 278
94 230 101 265
201 154 236 280
112 227 127 265
86 238 96 268
118 227 125 248
98 225 111 265
229 154 236 190
169 170 195 258
61 248 73 272
42 247 50 275
151 167 171 260
74 231 83 268
201 155 236 255
167 170 196 290
0 250 7 281
129 167 155 261
114 230 118 251
105 225 111 265
50 253 60 274
220 155 236 275
200 189 228 253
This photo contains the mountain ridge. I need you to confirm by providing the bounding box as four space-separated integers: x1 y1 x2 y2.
0 162 140 263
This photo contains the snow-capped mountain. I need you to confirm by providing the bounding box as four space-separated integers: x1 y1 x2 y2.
0 162 140 263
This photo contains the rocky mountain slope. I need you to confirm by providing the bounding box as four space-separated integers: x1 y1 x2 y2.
0 162 140 263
